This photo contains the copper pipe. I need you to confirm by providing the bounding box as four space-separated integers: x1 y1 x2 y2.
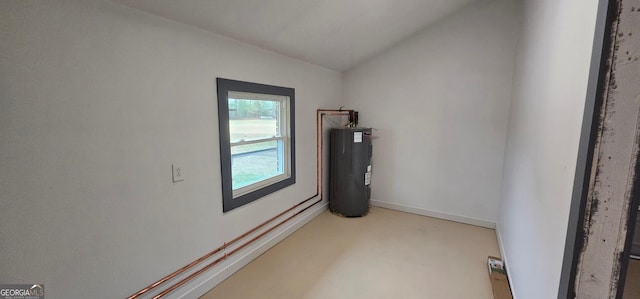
316 109 354 113
127 247 225 299
130 108 349 299
153 198 323 299
127 197 315 299
316 110 352 201
151 254 227 299
226 195 316 246
227 198 322 258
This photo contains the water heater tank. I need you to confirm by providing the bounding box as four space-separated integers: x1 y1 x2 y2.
329 128 372 217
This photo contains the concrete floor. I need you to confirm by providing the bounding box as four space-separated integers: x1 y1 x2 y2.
201 207 501 299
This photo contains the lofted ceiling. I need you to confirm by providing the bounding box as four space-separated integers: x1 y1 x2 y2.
113 0 482 72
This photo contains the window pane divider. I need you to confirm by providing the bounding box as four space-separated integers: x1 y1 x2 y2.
230 136 284 147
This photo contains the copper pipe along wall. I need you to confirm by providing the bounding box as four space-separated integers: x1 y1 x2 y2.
152 197 323 299
129 109 351 299
127 197 314 299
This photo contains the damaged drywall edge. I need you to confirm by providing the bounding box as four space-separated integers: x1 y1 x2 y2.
573 0 640 297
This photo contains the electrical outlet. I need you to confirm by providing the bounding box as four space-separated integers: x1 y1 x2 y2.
172 164 185 183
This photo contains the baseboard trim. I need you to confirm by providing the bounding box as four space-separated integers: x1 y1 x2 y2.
370 200 496 229
173 201 328 299
496 223 517 299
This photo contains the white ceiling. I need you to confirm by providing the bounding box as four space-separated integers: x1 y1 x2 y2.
113 0 482 72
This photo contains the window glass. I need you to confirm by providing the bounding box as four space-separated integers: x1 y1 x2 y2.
217 79 295 212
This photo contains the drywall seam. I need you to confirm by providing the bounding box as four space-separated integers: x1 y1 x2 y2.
371 200 496 229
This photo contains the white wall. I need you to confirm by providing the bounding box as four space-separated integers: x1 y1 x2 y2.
0 0 342 298
343 0 519 226
496 0 600 298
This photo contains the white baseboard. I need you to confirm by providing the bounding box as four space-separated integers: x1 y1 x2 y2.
495 223 517 299
370 199 496 229
170 201 328 299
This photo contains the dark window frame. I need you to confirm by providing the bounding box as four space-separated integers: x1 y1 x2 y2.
217 78 296 212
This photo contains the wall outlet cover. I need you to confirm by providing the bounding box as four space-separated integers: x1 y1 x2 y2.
172 164 185 183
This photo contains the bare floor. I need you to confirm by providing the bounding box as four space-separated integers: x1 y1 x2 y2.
201 207 500 299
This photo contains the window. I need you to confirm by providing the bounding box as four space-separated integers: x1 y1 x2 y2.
217 78 295 212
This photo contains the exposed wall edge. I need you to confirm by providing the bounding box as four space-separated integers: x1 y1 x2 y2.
370 200 496 229
496 223 518 299
170 202 329 299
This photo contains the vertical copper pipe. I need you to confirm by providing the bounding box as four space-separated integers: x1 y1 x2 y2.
316 110 352 202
